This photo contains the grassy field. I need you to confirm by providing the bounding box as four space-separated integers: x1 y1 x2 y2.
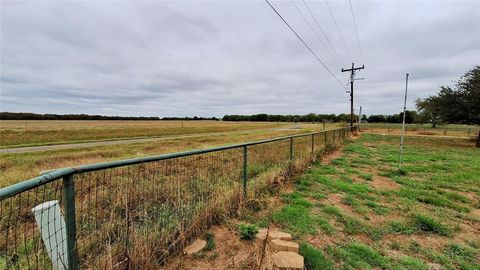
223 134 479 269
0 122 342 187
0 120 287 148
0 124 347 269
361 123 479 138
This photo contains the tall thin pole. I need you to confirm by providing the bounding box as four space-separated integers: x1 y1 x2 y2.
399 73 409 169
350 63 354 127
342 63 364 128
358 106 362 131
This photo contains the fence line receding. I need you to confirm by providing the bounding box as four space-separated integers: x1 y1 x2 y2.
0 126 355 269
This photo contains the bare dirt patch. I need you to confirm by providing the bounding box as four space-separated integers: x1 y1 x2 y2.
370 175 400 191
382 233 449 252
321 149 343 165
471 209 480 219
323 193 362 218
166 225 257 270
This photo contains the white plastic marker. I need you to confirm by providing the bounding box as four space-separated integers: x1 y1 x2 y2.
31 200 68 270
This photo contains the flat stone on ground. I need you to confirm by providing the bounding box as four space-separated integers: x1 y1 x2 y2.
256 228 292 246
183 239 206 255
272 251 304 270
270 239 299 253
255 231 267 246
267 230 292 242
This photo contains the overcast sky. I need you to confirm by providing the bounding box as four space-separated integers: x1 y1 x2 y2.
1 0 479 117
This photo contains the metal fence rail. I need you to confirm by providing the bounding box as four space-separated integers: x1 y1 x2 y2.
0 126 355 269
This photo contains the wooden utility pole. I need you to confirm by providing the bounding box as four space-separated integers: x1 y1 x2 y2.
342 63 364 128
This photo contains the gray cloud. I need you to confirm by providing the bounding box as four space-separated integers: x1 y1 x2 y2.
1 0 479 117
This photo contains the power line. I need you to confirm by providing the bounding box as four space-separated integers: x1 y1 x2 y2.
265 0 346 90
301 0 346 67
348 0 365 64
324 0 354 62
289 0 344 68
342 62 364 127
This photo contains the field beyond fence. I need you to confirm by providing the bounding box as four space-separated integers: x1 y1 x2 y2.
0 126 354 269
361 123 479 138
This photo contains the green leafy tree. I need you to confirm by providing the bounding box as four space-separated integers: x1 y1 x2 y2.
416 66 480 146
415 97 441 128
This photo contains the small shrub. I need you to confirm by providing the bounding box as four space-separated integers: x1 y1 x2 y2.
238 224 258 240
204 232 215 251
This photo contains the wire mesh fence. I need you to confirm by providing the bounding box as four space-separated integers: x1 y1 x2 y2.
0 126 355 269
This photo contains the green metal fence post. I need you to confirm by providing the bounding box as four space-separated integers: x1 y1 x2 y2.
333 130 336 144
289 137 293 161
324 130 327 144
63 174 78 270
243 146 248 199
311 134 314 153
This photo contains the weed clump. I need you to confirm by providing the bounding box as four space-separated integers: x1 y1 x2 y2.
204 232 215 251
413 214 451 236
238 224 258 240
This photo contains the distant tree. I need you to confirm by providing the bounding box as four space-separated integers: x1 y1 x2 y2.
456 66 480 125
367 115 386 123
415 97 441 128
399 110 417 124
415 65 480 146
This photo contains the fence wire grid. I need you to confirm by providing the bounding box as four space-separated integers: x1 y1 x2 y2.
0 127 355 269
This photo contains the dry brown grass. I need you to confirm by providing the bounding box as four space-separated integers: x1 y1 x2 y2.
0 125 327 187
0 120 287 147
1 128 350 269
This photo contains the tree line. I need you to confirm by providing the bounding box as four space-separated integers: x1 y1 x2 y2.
364 111 418 124
0 112 161 120
0 112 218 121
222 113 354 123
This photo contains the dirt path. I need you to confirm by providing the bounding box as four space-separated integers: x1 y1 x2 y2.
0 125 306 154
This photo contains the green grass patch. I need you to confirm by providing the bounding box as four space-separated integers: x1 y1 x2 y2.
412 214 452 236
299 243 335 270
397 256 429 270
328 242 389 269
273 196 317 235
238 224 258 240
